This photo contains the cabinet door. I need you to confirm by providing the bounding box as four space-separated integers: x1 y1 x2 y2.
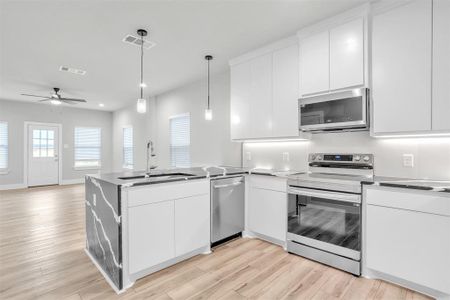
250 54 273 138
432 0 450 131
175 194 210 256
230 62 252 140
372 0 432 134
272 44 300 137
128 201 175 274
330 18 364 91
248 187 286 242
299 31 329 96
366 204 450 294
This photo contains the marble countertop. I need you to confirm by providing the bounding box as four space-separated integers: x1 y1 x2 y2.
363 176 450 193
86 166 303 187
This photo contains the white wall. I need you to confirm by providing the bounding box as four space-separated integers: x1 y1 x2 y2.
0 99 113 187
243 132 450 180
111 71 241 171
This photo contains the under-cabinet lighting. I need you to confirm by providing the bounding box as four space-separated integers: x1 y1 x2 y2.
373 133 450 139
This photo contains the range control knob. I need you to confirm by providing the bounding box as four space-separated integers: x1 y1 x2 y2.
311 155 316 160
317 155 323 161
354 155 361 161
363 155 370 162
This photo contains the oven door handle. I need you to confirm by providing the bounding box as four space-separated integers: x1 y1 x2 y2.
288 187 361 204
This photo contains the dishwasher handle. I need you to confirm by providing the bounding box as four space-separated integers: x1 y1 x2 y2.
213 181 243 189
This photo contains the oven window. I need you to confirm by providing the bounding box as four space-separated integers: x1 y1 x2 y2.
287 194 360 251
300 97 363 126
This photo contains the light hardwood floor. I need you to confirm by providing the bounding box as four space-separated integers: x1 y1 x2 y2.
0 184 432 300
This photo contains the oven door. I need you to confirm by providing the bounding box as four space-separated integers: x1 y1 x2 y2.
298 88 368 132
287 187 361 260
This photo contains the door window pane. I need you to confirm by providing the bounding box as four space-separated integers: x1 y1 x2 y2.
32 129 55 158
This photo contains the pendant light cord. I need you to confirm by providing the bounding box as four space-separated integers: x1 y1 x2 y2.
207 59 210 110
140 34 144 99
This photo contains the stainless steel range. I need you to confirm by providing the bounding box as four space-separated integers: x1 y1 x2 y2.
287 153 374 275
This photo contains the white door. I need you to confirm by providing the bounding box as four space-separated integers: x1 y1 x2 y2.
28 124 60 187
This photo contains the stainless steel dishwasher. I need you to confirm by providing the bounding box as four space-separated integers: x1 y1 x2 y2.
211 176 245 246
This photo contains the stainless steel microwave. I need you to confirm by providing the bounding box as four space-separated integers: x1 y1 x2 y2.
298 88 369 132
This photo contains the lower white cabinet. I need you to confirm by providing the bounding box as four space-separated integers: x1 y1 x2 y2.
247 176 287 243
174 194 210 256
126 180 210 275
128 200 175 274
365 187 450 295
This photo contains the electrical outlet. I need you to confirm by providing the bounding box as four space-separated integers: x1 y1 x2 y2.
282 152 290 162
246 152 252 161
403 154 414 168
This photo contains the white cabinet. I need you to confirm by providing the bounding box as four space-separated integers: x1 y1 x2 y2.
364 187 450 295
247 176 287 243
174 194 210 256
298 16 366 96
250 54 273 138
329 18 364 90
272 44 300 137
372 0 433 134
230 39 302 140
128 201 175 274
299 31 329 96
230 62 252 140
432 0 450 131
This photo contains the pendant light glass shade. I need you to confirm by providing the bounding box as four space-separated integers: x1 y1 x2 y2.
204 108 212 120
204 55 213 120
137 98 147 113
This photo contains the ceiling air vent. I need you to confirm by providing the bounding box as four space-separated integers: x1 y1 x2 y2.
59 66 87 75
122 34 156 49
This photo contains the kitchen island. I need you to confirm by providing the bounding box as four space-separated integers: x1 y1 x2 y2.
84 167 246 293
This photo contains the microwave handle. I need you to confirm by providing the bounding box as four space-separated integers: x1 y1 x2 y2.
288 187 361 204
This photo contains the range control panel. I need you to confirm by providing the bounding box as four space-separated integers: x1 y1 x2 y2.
309 153 374 164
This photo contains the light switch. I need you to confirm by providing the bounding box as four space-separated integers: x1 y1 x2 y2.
403 154 414 168
246 152 252 161
282 152 290 162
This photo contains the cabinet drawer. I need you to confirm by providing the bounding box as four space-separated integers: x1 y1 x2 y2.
127 180 209 207
249 175 287 192
365 187 450 216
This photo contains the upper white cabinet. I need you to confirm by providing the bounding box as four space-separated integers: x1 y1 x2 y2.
299 31 329 95
329 18 364 90
230 38 302 140
298 15 366 97
432 0 450 131
372 0 432 134
272 44 300 137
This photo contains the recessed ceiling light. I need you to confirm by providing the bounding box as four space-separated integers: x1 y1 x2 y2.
99 103 105 107
59 66 87 76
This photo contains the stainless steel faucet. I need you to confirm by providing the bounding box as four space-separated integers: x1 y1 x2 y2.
146 140 157 173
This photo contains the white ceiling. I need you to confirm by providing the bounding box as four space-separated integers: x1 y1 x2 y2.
0 0 367 111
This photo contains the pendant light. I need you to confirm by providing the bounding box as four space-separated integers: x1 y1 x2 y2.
204 55 213 120
136 29 147 114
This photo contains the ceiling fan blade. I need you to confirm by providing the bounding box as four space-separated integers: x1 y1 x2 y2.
38 98 52 102
60 98 87 103
21 93 50 98
61 100 76 105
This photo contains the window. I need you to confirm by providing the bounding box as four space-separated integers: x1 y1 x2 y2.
170 114 190 168
32 129 55 157
0 121 7 171
123 127 133 169
74 127 101 169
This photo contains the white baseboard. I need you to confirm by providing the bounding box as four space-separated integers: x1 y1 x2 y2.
0 183 27 191
61 178 85 185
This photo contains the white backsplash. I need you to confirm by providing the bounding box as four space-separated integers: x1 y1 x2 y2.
243 132 450 180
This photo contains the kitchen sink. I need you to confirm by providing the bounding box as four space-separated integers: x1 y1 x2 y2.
118 173 196 180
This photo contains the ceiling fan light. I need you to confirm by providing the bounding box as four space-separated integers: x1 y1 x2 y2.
50 99 62 105
137 98 147 113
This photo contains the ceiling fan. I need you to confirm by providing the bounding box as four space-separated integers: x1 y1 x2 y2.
21 87 87 105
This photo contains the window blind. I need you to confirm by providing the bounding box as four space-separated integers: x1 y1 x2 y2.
74 127 101 168
123 127 133 169
0 122 7 170
170 114 190 168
